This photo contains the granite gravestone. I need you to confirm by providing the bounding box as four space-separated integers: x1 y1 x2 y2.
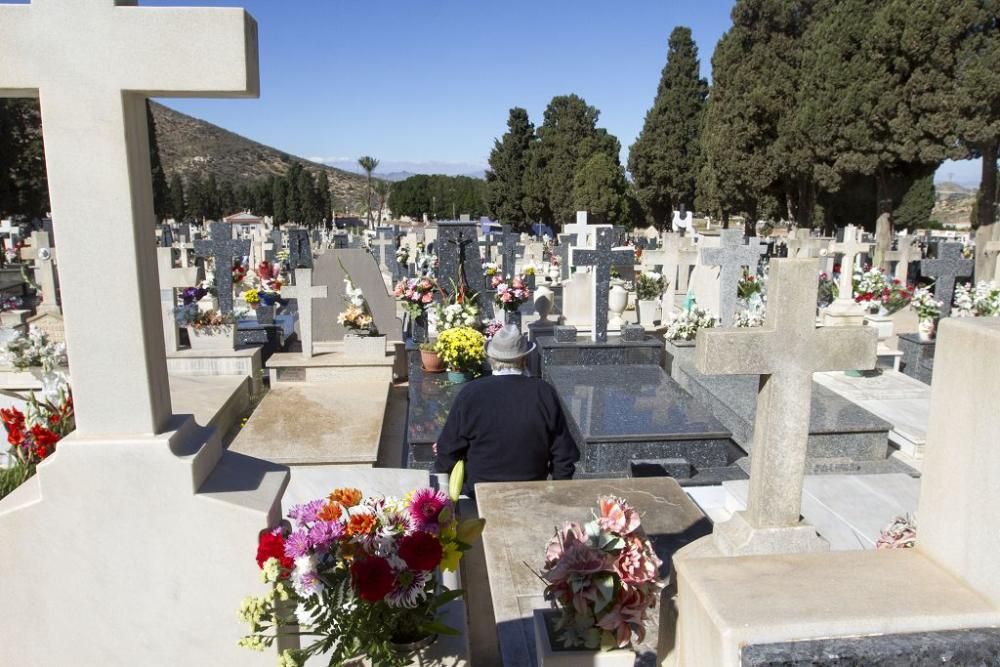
311 249 402 344
287 228 313 270
266 228 282 264
158 223 173 248
436 221 493 319
920 242 973 318
370 227 397 276
699 229 767 327
569 225 636 342
280 267 326 359
499 224 523 277
556 233 577 281
694 258 877 555
193 221 250 314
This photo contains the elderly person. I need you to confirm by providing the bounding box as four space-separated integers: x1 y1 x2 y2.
434 325 579 496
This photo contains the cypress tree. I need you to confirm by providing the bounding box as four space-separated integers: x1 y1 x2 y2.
486 107 536 230
272 177 288 226
186 173 205 222
168 173 186 222
316 171 333 222
628 26 708 228
202 173 221 220
146 101 170 222
572 153 633 227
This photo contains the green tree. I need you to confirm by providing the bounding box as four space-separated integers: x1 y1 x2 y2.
202 173 221 220
628 26 708 228
357 155 380 228
217 179 237 216
486 107 536 230
0 99 49 220
272 177 288 226
316 171 333 222
146 101 170 222
532 94 621 226
572 153 634 227
892 169 936 232
297 169 320 225
186 173 206 221
167 173 186 221
284 163 303 223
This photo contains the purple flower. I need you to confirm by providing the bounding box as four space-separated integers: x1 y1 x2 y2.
308 520 344 552
288 499 326 527
283 529 312 560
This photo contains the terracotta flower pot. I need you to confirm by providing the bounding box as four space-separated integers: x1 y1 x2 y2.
420 349 445 373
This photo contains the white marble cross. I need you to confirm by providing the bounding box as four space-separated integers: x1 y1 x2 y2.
281 268 327 359
20 230 59 314
156 247 201 353
884 239 919 283
563 211 596 249
0 0 258 434
695 258 877 555
824 225 872 326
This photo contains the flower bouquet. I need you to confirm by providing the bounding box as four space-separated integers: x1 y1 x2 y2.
393 277 437 320
232 260 248 286
433 326 485 383
664 306 716 342
853 268 892 313
174 304 238 350
909 287 942 340
337 261 378 336
879 278 912 314
0 388 74 501
736 268 762 302
430 301 479 332
817 271 838 308
953 280 1000 318
537 496 663 656
239 486 485 667
482 262 500 278
490 274 532 312
635 272 667 301
1 326 67 372
395 245 411 268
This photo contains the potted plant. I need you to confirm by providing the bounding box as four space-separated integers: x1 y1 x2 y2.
533 495 664 667
635 271 667 327
419 341 445 373
239 486 485 667
909 287 942 341
491 274 533 330
434 326 485 384
174 303 237 351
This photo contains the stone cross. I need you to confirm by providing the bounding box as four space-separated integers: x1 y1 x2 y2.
884 239 919 283
563 210 595 248
784 229 815 258
500 224 522 276
287 228 312 270
478 232 496 263
557 233 577 281
570 225 636 343
823 225 871 326
699 229 767 327
695 258 877 555
370 227 396 274
921 242 974 318
21 230 59 314
280 268 326 359
640 233 681 295
158 223 173 248
985 240 1000 282
156 246 201 353
194 221 250 315
265 228 282 264
0 0 256 435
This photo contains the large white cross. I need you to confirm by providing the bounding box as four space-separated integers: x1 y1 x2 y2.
694 258 877 554
828 225 871 299
156 246 201 353
0 0 258 434
281 268 327 359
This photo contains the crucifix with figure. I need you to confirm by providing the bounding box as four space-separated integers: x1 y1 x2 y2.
570 225 635 342
20 229 60 314
695 258 877 555
0 0 257 434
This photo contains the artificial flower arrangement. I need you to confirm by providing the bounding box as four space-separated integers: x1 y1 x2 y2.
337 261 377 335
1 326 67 372
253 260 284 305
664 306 716 342
395 245 410 267
876 515 916 550
433 326 486 374
538 496 663 651
0 295 23 312
431 301 480 332
0 387 74 501
239 486 485 667
482 319 505 340
909 287 942 321
393 277 438 320
953 280 1000 318
174 304 237 332
490 274 533 312
737 268 762 301
232 260 248 286
734 308 765 328
635 272 667 301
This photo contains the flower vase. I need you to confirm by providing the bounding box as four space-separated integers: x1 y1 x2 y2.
608 284 628 328
548 265 560 282
636 299 661 327
411 313 429 344
918 317 936 341
187 324 236 351
532 609 635 667
505 309 522 331
255 303 276 325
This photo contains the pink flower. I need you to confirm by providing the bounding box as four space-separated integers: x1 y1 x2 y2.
597 496 641 535
596 588 651 647
421 293 433 304
543 543 610 588
408 487 451 532
615 535 660 585
544 521 587 569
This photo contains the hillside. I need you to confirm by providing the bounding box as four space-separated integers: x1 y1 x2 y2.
149 102 370 206
931 180 976 229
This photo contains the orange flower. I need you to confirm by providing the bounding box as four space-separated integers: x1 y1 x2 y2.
317 502 343 522
347 512 376 537
328 487 362 508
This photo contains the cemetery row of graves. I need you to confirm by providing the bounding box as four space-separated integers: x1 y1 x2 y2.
1 4 998 666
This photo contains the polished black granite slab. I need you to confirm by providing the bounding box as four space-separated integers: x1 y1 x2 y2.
405 345 464 470
538 334 663 375
741 628 1000 666
666 342 902 474
897 333 935 385
547 364 735 476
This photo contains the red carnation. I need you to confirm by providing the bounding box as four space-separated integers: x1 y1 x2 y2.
256 529 293 570
350 556 394 602
397 531 443 572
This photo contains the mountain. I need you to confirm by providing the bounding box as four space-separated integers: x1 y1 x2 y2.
148 102 370 205
931 181 976 228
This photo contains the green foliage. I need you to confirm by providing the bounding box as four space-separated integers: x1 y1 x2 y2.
0 99 49 220
893 171 936 232
486 107 536 231
628 26 708 228
167 172 186 222
571 153 635 227
0 461 34 502
388 174 487 220
146 101 171 222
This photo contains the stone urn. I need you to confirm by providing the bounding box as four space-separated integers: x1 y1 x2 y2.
636 299 661 327
534 284 555 323
608 283 629 328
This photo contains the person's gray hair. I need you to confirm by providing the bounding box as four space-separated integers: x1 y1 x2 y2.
490 357 525 372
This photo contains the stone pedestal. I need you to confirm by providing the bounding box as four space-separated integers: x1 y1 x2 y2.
822 298 866 326
897 332 935 385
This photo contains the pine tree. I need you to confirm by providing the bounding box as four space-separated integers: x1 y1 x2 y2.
284 164 302 223
186 173 206 222
202 173 221 220
486 107 536 230
316 171 332 222
297 170 320 225
628 26 708 228
572 153 634 227
168 173 186 222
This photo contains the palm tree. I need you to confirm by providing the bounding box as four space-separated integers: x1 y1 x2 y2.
357 155 379 229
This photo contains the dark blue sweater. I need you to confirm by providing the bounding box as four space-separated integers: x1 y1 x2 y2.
434 374 579 495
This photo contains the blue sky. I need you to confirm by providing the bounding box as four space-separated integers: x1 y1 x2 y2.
141 0 979 185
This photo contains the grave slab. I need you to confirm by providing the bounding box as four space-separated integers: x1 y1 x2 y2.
230 373 390 465
166 345 263 398
477 478 711 667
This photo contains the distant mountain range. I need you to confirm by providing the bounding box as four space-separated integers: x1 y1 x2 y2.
149 102 370 204
375 170 487 182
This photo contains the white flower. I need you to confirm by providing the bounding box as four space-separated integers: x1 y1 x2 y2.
290 554 323 598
